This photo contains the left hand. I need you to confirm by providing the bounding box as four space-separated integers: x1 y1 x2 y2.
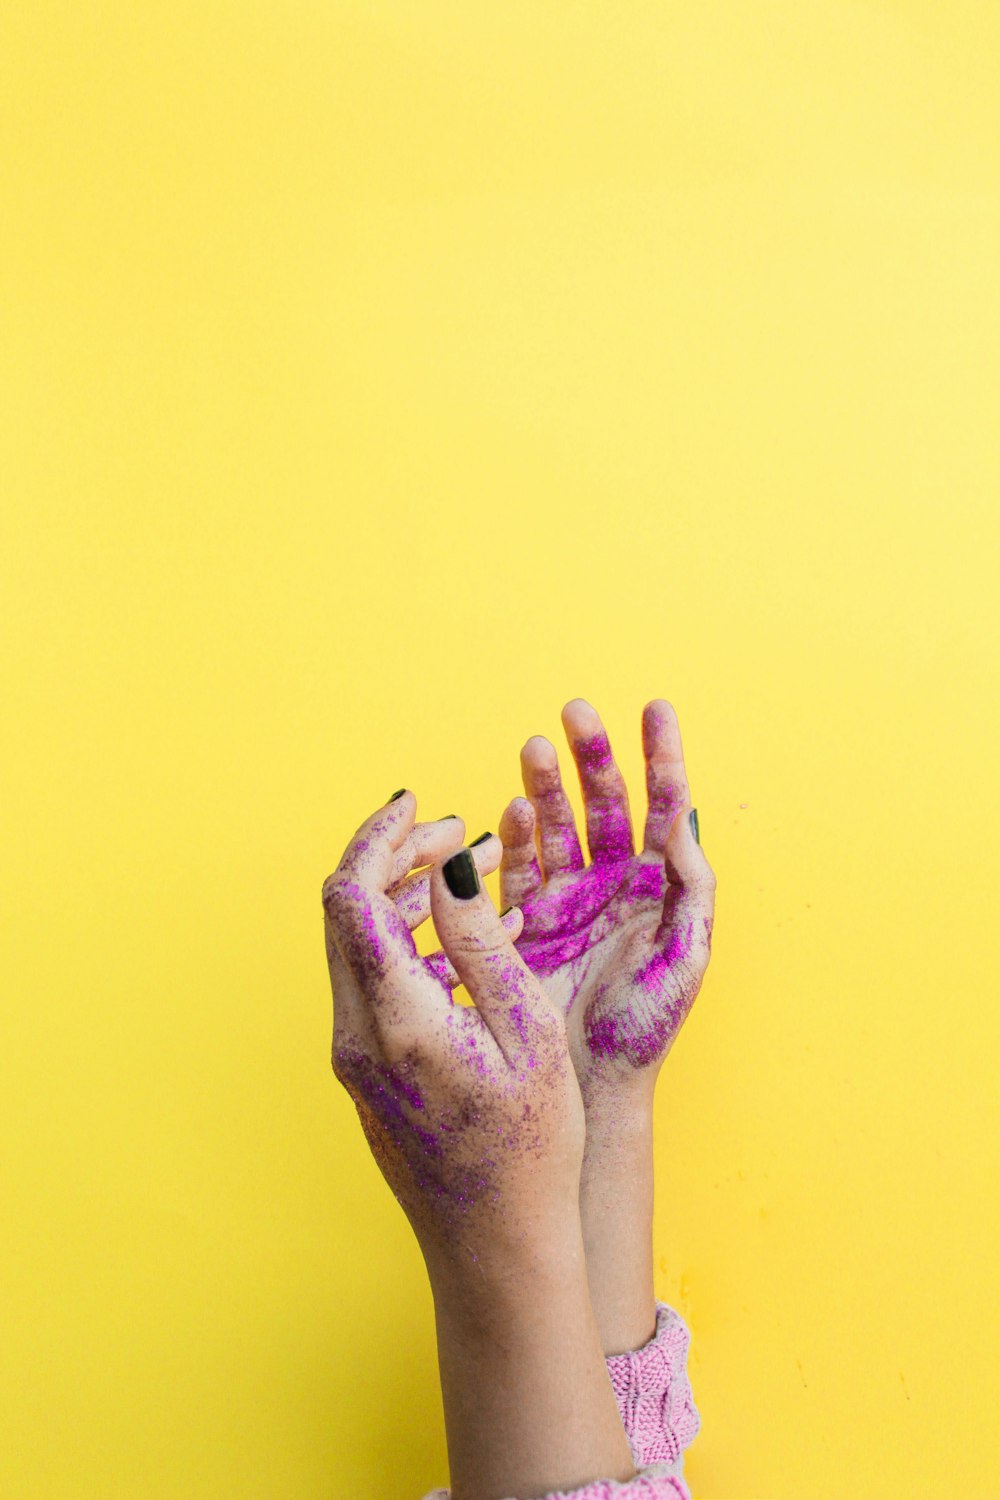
322 793 586 1278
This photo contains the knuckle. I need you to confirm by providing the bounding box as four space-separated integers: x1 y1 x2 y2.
448 926 506 958
331 1034 366 1083
381 1030 428 1069
322 875 358 929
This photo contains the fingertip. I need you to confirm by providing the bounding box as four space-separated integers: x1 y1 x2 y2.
643 697 675 724
470 832 503 879
561 698 601 738
643 699 683 759
499 904 525 940
441 847 481 901
382 789 418 849
500 796 535 843
520 734 557 767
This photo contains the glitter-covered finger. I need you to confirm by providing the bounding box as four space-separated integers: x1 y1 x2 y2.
498 796 544 908
519 736 585 879
430 858 555 1058
389 834 502 931
562 699 635 865
327 790 419 896
639 802 716 1001
423 906 524 990
386 816 466 889
641 699 690 855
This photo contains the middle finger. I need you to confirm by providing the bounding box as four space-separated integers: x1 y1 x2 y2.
561 698 634 864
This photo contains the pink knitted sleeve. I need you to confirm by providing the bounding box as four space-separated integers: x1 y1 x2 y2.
423 1476 690 1500
607 1301 700 1470
422 1300 699 1500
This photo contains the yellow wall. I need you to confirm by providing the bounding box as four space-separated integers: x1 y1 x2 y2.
2 4 997 1496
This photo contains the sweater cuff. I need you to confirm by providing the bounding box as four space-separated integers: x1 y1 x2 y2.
423 1476 689 1500
420 1303 699 1500
606 1302 700 1470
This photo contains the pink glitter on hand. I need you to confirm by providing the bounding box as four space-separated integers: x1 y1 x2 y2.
499 698 717 1080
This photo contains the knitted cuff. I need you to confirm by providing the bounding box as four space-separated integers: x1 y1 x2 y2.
605 1302 700 1470
423 1476 689 1500
420 1303 699 1500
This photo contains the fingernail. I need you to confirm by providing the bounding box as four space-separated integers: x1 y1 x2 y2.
439 813 460 822
689 808 700 844
389 789 407 802
443 849 480 900
500 906 513 918
470 831 493 847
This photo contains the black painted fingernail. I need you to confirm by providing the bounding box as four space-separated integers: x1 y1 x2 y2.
689 808 700 844
470 831 493 847
443 849 480 899
389 789 407 802
500 906 513 918
439 813 459 822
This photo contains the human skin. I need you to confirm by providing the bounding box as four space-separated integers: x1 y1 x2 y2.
322 793 635 1500
497 698 717 1355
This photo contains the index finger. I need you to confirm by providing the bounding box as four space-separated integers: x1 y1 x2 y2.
321 791 426 993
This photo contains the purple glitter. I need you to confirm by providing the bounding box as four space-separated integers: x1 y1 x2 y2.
574 731 633 863
507 1002 531 1046
642 918 694 981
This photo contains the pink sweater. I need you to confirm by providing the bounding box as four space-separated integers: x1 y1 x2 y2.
422 1301 699 1500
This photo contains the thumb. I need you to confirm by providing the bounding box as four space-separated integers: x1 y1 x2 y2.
658 804 717 951
430 848 561 1060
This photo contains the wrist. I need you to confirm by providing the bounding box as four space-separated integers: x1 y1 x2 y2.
580 1074 655 1139
578 1100 657 1356
429 1218 636 1500
424 1209 589 1320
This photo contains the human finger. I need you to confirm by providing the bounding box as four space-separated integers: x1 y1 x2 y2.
498 797 544 907
326 788 419 895
641 699 690 855
392 830 502 930
648 803 716 980
423 905 525 988
321 790 429 995
387 814 465 889
561 698 634 864
519 736 584 878
323 908 371 1034
430 849 561 1059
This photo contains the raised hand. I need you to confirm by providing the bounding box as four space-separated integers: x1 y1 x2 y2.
321 791 584 1269
497 697 716 1355
321 791 636 1497
499 698 716 1109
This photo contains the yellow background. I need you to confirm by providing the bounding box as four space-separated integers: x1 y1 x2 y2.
2 3 997 1496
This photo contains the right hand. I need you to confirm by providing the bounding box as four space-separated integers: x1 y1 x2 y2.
321 790 586 1276
498 697 716 1114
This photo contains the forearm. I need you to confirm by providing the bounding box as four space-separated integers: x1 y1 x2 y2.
579 1096 657 1357
426 1222 636 1500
